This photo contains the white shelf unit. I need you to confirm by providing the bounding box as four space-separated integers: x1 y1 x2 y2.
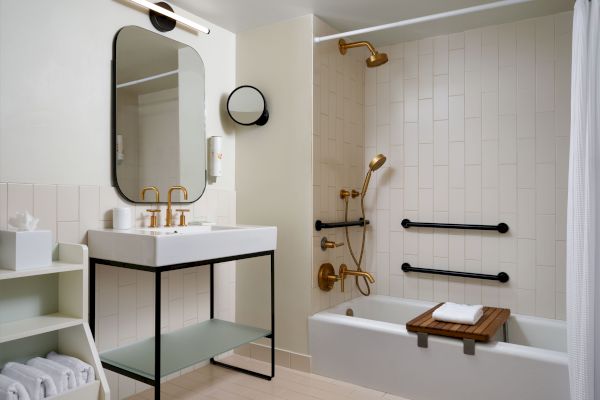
0 243 110 400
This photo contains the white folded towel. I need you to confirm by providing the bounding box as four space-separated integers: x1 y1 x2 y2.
432 302 484 325
46 353 94 386
26 358 75 394
0 374 30 400
1 363 57 400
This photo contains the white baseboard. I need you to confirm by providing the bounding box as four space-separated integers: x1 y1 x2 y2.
234 342 312 373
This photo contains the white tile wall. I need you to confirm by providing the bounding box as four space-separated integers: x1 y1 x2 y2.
0 182 236 398
364 13 572 319
312 23 367 313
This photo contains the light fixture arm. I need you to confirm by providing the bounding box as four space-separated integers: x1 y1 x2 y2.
126 0 210 34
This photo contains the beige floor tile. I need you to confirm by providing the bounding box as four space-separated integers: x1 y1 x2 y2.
127 355 413 400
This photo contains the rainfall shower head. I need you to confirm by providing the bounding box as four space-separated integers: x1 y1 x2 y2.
338 39 389 68
361 154 387 198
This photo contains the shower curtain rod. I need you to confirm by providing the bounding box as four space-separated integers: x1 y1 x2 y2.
313 0 533 43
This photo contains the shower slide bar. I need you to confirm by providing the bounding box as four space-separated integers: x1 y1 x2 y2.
315 218 369 231
401 219 509 233
313 0 532 43
401 263 510 283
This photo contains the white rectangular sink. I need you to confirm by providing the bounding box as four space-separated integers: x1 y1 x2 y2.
88 224 277 267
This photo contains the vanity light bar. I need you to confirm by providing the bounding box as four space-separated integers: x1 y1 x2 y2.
127 0 210 34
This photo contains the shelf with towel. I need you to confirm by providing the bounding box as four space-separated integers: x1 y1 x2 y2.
0 243 110 400
401 263 510 283
401 219 509 233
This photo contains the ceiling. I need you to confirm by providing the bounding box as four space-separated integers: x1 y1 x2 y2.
170 0 573 45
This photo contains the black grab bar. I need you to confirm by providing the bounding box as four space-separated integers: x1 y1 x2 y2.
401 263 510 283
315 218 370 231
401 219 509 233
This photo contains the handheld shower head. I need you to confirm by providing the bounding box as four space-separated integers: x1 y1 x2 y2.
369 154 387 171
361 154 387 198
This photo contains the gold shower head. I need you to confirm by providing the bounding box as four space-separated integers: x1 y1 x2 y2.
361 154 387 198
339 39 389 68
369 154 387 171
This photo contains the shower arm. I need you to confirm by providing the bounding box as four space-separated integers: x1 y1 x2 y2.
340 40 377 55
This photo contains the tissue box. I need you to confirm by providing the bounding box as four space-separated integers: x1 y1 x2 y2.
0 230 52 270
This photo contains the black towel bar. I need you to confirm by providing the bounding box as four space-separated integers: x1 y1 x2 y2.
401 219 509 233
315 218 369 231
401 263 510 283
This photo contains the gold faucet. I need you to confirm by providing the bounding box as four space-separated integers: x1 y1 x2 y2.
141 186 160 203
317 263 375 292
338 264 375 292
141 186 161 228
166 186 188 227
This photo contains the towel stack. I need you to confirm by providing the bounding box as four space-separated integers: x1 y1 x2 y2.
0 352 95 400
432 302 484 325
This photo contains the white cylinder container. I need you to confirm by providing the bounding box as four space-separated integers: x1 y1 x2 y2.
112 207 132 230
208 136 223 177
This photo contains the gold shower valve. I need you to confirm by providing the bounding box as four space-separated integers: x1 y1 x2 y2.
321 237 344 251
340 189 360 199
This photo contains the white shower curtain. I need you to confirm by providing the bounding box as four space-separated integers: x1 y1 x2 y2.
567 1 600 400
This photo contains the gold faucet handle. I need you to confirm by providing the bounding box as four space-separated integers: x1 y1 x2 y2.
146 209 161 228
320 237 344 251
176 209 190 227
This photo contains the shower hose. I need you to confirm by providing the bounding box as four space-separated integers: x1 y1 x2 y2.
343 195 371 296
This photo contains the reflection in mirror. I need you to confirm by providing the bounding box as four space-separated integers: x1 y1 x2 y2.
114 26 206 203
227 86 269 126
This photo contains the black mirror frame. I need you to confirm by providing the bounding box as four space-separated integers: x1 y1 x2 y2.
111 26 207 205
227 85 269 126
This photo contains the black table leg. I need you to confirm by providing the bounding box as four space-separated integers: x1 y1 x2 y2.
155 270 161 400
270 251 275 378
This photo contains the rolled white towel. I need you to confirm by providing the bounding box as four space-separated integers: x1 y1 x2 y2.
26 358 75 394
1 363 57 400
45 353 94 386
0 374 31 400
432 302 484 325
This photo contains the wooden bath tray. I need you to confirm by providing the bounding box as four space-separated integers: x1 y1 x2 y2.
406 303 510 355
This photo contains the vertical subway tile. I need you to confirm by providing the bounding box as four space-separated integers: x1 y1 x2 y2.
434 75 449 120
418 99 433 143
419 54 433 99
465 118 482 165
404 78 418 122
449 49 465 96
7 183 33 218
34 185 57 242
57 185 79 222
481 92 499 141
434 120 449 166
499 115 517 164
449 95 465 141
433 35 449 75
449 141 465 188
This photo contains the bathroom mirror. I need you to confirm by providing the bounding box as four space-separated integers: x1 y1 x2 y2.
227 86 269 126
113 26 206 203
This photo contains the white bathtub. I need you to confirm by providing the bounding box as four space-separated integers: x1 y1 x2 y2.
309 296 569 400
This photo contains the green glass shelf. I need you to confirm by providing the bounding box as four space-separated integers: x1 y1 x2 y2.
100 319 270 380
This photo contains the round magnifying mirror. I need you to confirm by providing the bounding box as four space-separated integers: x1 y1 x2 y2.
227 85 269 126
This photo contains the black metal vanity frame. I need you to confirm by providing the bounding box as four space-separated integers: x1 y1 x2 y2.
89 250 275 400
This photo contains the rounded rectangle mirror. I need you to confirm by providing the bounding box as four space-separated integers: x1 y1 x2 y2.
113 25 206 203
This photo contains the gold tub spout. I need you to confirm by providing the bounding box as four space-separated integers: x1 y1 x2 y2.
339 264 375 292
